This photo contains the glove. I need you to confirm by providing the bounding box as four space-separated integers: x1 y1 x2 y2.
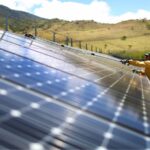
132 69 139 74
120 59 130 65
132 69 145 76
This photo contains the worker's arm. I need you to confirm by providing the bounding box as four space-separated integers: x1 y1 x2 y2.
129 60 146 67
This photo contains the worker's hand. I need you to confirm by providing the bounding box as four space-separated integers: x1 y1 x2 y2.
132 69 145 76
132 69 139 74
120 59 130 65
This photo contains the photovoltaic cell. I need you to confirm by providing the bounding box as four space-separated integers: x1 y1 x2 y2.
0 31 150 150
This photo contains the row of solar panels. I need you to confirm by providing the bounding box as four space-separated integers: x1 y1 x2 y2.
0 30 150 150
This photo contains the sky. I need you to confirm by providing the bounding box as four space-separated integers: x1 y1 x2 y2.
0 0 150 23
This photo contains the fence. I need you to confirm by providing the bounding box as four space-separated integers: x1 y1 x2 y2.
1 16 103 53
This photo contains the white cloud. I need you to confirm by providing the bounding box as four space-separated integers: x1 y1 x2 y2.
0 0 150 23
34 0 110 21
0 0 45 12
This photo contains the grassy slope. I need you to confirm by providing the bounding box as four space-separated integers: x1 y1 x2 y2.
41 20 150 59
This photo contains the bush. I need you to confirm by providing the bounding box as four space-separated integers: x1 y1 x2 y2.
121 36 127 40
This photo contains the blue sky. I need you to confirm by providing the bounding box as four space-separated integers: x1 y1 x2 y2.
0 0 150 23
106 0 150 15
60 0 150 15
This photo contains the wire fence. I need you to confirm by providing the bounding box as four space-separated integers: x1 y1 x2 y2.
1 16 103 54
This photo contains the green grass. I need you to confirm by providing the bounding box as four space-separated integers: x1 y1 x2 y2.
80 35 150 59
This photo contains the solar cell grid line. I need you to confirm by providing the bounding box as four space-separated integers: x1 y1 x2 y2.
92 57 127 73
133 80 150 98
0 31 149 149
110 74 150 132
64 50 122 71
96 74 138 150
1 65 117 111
94 71 117 82
138 77 150 148
0 80 45 109
31 43 88 64
126 75 143 99
32 42 74 61
0 52 131 110
0 48 124 89
0 54 110 94
3 33 94 67
0 77 101 129
13 39 119 75
6 33 62 55
1 38 74 65
38 73 127 147
0 93 56 133
0 42 101 78
85 70 117 82
6 38 80 65
140 78 149 135
1 65 99 97
2 32 123 72
0 69 125 137
0 55 127 92
74 50 122 68
3 35 31 48
0 83 113 149
0 46 135 100
0 127 31 149
4 64 53 80
0 75 148 148
1 68 125 125
2 60 116 86
0 38 123 75
5 32 32 44
0 47 97 83
2 44 124 82
77 68 111 77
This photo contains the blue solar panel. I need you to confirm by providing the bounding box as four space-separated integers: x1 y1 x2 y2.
0 31 150 150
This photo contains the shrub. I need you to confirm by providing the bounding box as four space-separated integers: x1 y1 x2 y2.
121 36 127 40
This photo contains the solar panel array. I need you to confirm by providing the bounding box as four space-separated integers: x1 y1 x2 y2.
0 30 150 150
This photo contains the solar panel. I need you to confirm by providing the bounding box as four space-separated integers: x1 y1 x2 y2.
0 31 150 150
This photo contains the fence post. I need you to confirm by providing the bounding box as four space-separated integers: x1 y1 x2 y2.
79 41 82 49
34 26 37 37
53 32 56 42
95 47 97 52
70 38 73 47
98 48 101 53
91 45 93 51
85 43 88 50
65 36 69 45
5 16 8 31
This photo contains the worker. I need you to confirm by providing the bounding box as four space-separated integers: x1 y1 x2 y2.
121 53 150 80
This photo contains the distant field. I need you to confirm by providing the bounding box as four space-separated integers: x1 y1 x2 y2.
34 20 150 59
81 35 150 59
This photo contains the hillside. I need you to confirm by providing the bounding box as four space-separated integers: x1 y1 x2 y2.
0 5 150 59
